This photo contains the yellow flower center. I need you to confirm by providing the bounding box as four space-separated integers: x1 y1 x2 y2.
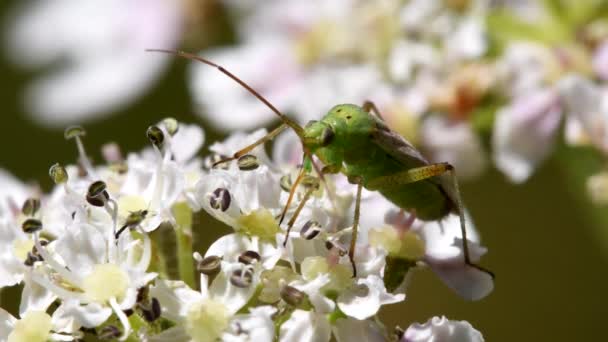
82 264 129 303
236 208 280 241
12 239 34 262
185 299 230 342
8 311 52 342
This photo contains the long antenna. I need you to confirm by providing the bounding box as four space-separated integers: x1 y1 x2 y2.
146 49 305 137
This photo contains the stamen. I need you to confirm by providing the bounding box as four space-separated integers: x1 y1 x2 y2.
238 250 261 265
33 232 84 288
300 220 322 240
49 163 68 184
230 267 253 288
209 188 231 211
64 126 96 178
98 325 121 340
109 297 131 341
161 117 179 136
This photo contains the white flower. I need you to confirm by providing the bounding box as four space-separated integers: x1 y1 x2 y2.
336 275 404 320
6 0 183 126
279 309 331 342
420 116 487 180
492 89 561 183
333 317 386 342
149 272 273 342
0 308 72 342
402 316 484 342
558 75 608 153
29 218 156 340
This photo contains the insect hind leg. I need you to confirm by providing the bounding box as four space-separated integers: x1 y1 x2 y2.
367 163 495 279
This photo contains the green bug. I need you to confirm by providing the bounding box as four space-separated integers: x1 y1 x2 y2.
148 49 493 281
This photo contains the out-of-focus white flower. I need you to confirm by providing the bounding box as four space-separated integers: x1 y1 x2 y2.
492 89 561 183
0 308 74 342
401 316 484 342
558 75 608 153
421 116 487 180
593 41 608 81
333 317 386 342
6 0 183 126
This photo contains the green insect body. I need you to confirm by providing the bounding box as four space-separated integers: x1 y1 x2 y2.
147 49 493 291
303 104 454 220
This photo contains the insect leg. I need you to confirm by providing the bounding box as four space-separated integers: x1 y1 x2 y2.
367 163 494 278
348 177 364 277
279 166 306 225
213 123 288 167
362 100 384 120
282 185 315 247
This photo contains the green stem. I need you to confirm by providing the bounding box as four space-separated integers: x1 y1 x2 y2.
172 202 195 288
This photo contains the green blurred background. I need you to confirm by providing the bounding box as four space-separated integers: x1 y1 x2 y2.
1 1 608 341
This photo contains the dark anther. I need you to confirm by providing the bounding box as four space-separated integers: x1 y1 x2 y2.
146 125 165 148
197 255 222 276
300 220 322 240
88 180 107 197
280 285 306 307
21 198 41 217
230 268 253 288
22 218 43 233
354 283 369 297
141 297 161 322
346 115 352 119
123 309 134 317
87 181 109 207
238 250 261 265
98 325 121 340
210 188 231 211
237 154 260 171
136 287 149 304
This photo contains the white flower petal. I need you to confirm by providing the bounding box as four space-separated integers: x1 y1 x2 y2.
421 116 486 180
333 317 386 342
224 306 276 342
403 316 484 342
0 307 17 340
59 299 112 328
337 275 404 320
55 223 106 276
492 89 561 183
150 279 202 322
170 124 205 163
19 276 56 316
279 309 331 342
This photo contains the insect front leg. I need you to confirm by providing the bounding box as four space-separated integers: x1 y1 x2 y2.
367 163 495 279
212 123 288 167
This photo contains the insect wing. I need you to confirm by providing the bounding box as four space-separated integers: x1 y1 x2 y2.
369 115 429 167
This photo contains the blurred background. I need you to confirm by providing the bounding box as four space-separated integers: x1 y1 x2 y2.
2 0 608 341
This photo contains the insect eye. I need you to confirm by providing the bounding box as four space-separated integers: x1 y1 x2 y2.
321 127 335 147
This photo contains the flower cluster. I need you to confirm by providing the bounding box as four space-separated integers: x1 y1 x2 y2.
187 0 608 192
0 119 490 341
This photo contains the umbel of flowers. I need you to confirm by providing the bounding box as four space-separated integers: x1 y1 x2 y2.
0 119 491 342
